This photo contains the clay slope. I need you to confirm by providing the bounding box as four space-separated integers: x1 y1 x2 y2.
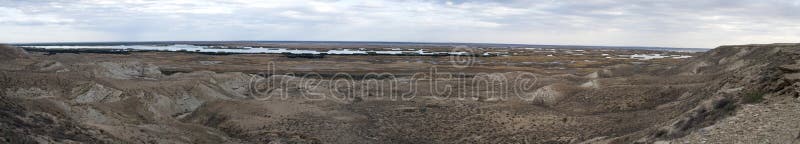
604 43 800 143
660 44 800 143
0 45 28 60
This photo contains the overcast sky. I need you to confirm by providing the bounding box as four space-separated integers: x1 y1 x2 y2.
1 0 799 48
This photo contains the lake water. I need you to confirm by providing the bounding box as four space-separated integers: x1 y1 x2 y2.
26 45 472 56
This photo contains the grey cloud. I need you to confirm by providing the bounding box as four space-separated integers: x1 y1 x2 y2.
0 0 798 47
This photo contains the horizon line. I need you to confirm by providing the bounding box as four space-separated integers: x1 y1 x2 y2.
5 40 712 49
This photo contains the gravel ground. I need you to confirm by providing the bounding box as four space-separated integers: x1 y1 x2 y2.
671 97 800 144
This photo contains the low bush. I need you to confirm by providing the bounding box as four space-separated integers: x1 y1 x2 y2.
742 90 765 104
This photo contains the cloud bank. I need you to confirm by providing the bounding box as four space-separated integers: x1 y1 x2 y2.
1 0 799 48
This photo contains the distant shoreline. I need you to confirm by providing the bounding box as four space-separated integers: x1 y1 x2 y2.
9 41 710 52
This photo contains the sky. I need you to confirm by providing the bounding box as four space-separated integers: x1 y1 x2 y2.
1 0 799 48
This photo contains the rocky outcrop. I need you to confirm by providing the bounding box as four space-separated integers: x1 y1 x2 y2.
633 44 800 143
527 84 565 106
96 62 163 80
72 84 124 103
30 60 69 72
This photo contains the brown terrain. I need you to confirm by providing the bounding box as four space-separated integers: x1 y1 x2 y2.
1 43 799 143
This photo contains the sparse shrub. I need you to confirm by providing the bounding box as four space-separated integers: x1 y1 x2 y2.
742 90 765 104
713 98 736 113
